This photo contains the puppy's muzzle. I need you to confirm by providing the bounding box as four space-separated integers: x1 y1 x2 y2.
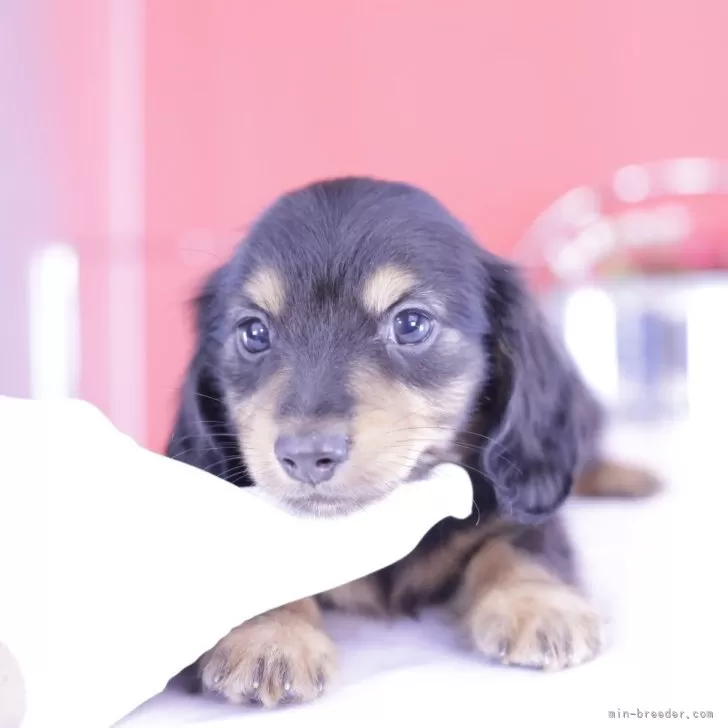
274 433 350 486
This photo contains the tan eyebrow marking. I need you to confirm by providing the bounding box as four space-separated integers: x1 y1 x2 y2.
243 267 286 316
361 264 418 316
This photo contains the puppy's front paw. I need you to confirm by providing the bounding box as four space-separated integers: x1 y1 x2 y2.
467 581 603 670
199 612 337 708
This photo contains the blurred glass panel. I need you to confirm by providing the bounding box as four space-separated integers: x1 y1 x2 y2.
515 158 728 424
28 243 81 400
562 286 619 407
685 281 728 421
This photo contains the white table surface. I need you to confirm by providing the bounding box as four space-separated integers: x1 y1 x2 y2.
119 419 726 727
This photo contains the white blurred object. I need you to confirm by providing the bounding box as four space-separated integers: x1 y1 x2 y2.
0 396 472 728
119 417 727 728
686 282 728 421
515 157 728 422
28 243 80 400
545 276 717 421
613 164 650 203
562 287 619 407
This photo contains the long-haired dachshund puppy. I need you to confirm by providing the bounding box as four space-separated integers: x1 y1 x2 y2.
167 177 658 708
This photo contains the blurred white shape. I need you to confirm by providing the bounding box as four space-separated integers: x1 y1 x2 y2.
655 203 692 243
563 286 619 405
549 243 588 279
686 282 728 422
29 243 80 400
614 204 691 249
614 164 651 203
664 157 716 195
542 233 570 265
577 218 616 257
551 218 616 280
617 209 660 247
557 186 601 228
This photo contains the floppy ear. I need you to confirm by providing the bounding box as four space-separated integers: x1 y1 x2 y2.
479 257 604 524
165 266 250 486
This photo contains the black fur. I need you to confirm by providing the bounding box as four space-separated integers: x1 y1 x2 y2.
166 267 247 484
166 176 604 607
478 259 604 523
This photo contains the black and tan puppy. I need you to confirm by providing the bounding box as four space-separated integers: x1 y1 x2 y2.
167 177 658 707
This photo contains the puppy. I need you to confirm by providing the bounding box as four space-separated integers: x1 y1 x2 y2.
167 177 659 707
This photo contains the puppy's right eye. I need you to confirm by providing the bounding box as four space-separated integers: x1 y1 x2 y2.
392 309 433 345
237 318 270 354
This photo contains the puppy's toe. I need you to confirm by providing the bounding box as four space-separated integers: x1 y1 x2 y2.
199 615 336 708
467 582 603 670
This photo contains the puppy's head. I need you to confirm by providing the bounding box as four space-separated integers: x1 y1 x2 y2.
168 178 601 521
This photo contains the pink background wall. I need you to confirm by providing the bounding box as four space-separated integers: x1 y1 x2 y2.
14 0 728 450
2 1 113 407
143 0 728 451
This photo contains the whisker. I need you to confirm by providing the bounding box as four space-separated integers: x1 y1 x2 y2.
190 392 228 406
154 389 229 407
375 419 515 468
166 434 237 442
217 465 251 483
368 430 519 473
168 443 242 463
204 458 248 478
384 435 484 456
173 419 231 427
375 450 495 486
378 425 518 471
472 498 481 525
176 247 224 262
383 425 498 444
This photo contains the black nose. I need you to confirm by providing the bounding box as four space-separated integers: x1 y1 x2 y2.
274 433 349 485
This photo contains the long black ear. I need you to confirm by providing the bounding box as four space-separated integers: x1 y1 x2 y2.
165 266 249 486
479 257 604 524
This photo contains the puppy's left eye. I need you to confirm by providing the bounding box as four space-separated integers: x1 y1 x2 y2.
392 309 432 345
237 317 271 354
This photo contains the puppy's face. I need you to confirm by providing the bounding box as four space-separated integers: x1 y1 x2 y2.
214 180 491 516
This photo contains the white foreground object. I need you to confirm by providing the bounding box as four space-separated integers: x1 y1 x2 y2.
0 397 473 728
123 419 724 727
